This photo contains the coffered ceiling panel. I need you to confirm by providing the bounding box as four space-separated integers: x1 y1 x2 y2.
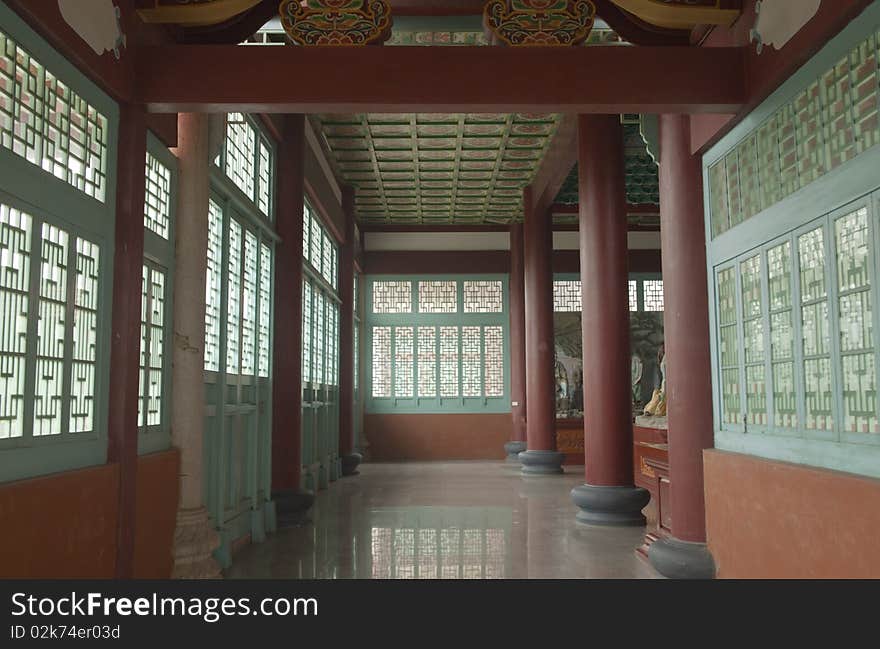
315 112 561 225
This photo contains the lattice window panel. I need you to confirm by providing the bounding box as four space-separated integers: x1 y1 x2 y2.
462 326 482 397
1 205 105 440
241 230 258 376
417 326 437 397
708 159 729 238
394 326 414 397
328 301 339 386
741 255 767 426
138 266 147 428
835 207 878 433
371 326 391 397
33 223 68 437
354 322 359 395
372 281 412 314
302 279 312 383
144 151 171 239
768 241 797 428
322 232 334 287
258 243 271 378
302 205 311 262
258 139 271 216
204 199 224 372
628 280 638 312
463 280 503 313
315 290 325 385
717 267 740 425
553 280 581 312
643 280 664 312
708 31 880 238
310 211 322 269
223 113 256 201
484 326 504 397
0 28 109 201
138 264 165 429
0 204 31 439
419 281 457 313
439 326 459 398
226 219 242 375
331 245 338 291
799 225 833 431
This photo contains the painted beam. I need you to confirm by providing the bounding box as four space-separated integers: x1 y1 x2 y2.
135 45 745 113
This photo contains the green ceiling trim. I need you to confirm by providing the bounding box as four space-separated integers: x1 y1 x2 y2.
554 123 660 206
317 112 561 224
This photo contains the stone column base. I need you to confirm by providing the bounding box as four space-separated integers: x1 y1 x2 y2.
648 537 716 579
171 507 222 579
273 488 316 529
504 441 527 462
341 453 362 476
519 450 565 475
571 484 650 526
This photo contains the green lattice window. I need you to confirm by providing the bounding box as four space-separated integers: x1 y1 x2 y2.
707 28 880 238
551 276 662 313
203 113 276 563
0 24 109 202
214 113 275 219
712 202 880 440
139 134 176 453
366 276 509 413
0 203 105 442
0 2 116 483
302 199 338 290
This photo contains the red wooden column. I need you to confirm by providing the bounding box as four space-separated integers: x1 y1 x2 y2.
271 114 315 518
339 187 361 475
519 187 564 474
506 222 528 461
107 103 147 578
571 114 649 524
647 114 716 578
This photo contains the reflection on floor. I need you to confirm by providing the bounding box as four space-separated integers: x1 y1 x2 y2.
226 461 660 579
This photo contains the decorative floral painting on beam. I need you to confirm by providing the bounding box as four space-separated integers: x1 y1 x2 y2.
483 0 596 46
279 0 392 46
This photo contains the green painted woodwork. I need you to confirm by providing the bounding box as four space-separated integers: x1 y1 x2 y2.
314 113 561 225
138 132 177 456
706 25 880 239
0 2 118 484
554 123 660 212
301 199 341 490
365 275 510 414
704 4 880 479
204 116 276 566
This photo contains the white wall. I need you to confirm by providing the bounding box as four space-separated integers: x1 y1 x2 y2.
364 230 661 251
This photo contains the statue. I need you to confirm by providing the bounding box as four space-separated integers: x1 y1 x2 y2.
631 353 643 407
643 344 667 417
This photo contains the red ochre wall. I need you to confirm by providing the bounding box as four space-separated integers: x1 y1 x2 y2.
0 449 180 579
364 414 509 461
704 450 880 578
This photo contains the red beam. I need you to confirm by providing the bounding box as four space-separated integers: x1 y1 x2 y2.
136 45 744 113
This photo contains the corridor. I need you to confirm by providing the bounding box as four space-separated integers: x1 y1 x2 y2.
226 462 659 579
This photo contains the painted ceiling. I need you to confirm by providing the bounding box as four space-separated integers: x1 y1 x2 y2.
314 112 562 225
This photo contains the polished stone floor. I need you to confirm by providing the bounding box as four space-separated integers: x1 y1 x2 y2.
226 461 660 579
